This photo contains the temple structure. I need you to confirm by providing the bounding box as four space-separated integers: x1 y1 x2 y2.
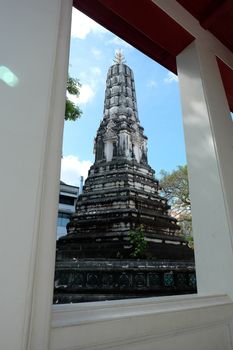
57 52 193 261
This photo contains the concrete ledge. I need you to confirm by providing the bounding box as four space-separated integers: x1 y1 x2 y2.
50 294 233 350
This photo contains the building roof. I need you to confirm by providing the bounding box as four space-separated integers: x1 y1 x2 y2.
60 180 79 190
73 0 233 112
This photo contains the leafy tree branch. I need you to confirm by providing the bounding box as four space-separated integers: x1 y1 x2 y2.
65 76 82 121
159 165 192 237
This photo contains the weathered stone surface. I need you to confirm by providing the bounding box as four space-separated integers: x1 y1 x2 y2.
57 59 193 260
54 259 196 303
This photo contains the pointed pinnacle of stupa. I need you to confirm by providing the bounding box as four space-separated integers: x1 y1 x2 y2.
113 49 126 64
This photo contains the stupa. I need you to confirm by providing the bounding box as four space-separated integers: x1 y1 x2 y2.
57 51 193 261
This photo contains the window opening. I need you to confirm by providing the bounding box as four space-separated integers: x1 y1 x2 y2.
54 7 196 304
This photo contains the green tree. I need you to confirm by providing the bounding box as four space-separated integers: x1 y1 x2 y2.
129 225 148 258
159 165 192 237
65 76 82 121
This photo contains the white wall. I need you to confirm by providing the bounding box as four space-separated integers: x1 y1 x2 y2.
50 294 233 350
177 41 233 297
0 1 72 349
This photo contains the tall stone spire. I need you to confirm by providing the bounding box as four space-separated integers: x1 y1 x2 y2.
57 56 191 261
94 52 147 165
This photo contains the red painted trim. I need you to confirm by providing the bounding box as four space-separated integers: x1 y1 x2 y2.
200 0 233 29
73 0 194 73
217 58 233 112
97 0 194 56
73 0 233 111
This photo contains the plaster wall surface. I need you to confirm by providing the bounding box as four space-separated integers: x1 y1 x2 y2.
50 294 233 350
0 1 71 349
177 41 233 297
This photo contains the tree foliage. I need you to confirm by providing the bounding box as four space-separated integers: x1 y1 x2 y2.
129 225 148 258
159 165 192 237
65 76 82 121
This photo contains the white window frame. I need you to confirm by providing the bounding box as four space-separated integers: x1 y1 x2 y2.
27 1 233 349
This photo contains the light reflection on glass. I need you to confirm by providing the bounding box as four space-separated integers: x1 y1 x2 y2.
0 66 19 87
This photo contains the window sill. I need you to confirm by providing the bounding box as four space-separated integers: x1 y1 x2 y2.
50 294 233 350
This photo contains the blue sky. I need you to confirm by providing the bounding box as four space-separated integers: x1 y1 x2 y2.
61 8 186 186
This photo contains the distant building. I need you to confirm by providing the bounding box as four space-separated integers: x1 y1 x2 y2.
57 181 79 239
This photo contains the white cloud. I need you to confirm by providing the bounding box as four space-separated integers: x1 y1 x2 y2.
90 67 101 76
78 84 95 104
164 72 178 84
66 91 78 105
67 66 102 106
67 83 95 105
107 36 132 48
61 155 92 186
79 71 87 80
147 80 157 88
92 48 102 59
71 8 107 39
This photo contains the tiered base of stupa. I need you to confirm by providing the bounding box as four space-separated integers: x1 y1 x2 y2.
54 259 196 304
57 158 194 261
